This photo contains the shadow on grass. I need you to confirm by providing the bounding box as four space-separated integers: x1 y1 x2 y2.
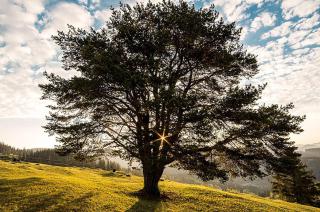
0 177 98 211
125 191 173 212
0 177 65 211
54 191 97 211
0 177 41 192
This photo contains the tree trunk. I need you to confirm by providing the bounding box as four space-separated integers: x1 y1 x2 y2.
142 165 164 197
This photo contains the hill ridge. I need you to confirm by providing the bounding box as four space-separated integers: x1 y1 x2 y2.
0 160 319 211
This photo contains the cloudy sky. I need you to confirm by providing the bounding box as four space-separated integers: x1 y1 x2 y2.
0 0 319 148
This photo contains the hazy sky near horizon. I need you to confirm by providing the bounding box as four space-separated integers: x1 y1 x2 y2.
0 0 319 149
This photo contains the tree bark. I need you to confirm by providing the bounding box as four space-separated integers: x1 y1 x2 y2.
142 165 164 197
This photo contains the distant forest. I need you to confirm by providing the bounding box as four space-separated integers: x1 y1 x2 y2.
0 142 121 171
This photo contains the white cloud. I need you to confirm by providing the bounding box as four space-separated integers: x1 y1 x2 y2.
244 0 262 4
242 22 320 145
41 2 94 38
0 0 54 69
0 0 45 17
287 29 311 48
291 28 320 49
92 0 100 4
250 12 276 31
0 68 45 118
291 48 310 56
207 0 273 23
0 1 92 118
261 21 293 39
294 13 320 30
247 39 285 65
19 0 45 14
248 43 320 108
209 0 248 22
281 0 320 20
240 26 249 40
94 9 113 24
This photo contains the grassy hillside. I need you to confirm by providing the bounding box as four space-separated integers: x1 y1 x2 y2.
0 161 318 212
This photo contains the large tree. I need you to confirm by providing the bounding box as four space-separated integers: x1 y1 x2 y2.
40 1 304 197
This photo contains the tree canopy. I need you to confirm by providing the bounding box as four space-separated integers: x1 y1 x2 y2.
40 1 304 196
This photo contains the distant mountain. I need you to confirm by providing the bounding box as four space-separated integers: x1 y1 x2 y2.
302 148 320 158
297 142 320 151
298 145 320 180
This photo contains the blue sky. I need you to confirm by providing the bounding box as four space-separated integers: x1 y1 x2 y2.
0 0 319 148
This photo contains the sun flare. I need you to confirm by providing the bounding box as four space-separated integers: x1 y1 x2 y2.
152 129 171 148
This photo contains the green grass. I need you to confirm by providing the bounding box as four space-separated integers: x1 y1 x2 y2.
0 161 319 212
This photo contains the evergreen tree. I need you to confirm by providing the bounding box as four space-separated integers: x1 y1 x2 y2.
39 1 304 197
272 146 320 206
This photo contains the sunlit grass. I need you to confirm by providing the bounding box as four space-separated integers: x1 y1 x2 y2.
0 160 318 211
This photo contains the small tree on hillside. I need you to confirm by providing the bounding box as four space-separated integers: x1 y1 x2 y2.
40 1 304 197
272 146 320 206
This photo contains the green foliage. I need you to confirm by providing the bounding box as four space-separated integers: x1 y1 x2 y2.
272 146 320 206
39 0 304 196
0 161 318 211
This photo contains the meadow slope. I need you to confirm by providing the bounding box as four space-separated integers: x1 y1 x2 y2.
0 160 318 212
